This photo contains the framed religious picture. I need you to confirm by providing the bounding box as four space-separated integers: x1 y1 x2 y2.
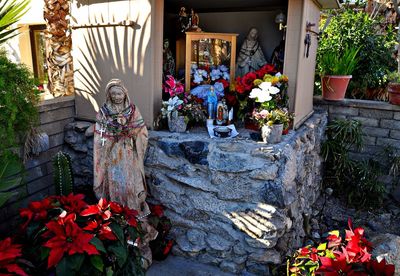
183 32 238 92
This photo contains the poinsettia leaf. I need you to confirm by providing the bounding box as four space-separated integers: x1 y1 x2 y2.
106 266 114 276
90 237 107 253
328 230 340 237
56 257 74 276
67 254 85 271
90 255 104 272
109 223 125 244
109 242 127 267
317 243 327 251
40 247 50 261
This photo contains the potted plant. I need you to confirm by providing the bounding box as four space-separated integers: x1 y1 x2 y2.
253 108 291 144
161 96 188 132
387 71 400 105
319 47 360 101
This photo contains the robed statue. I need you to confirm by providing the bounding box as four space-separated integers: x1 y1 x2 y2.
93 79 157 268
236 27 267 77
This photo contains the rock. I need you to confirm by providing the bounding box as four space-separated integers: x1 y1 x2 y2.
248 249 281 264
249 164 279 181
312 232 321 239
392 185 400 203
208 150 265 173
166 173 218 193
220 261 240 274
206 234 233 251
246 262 271 275
187 229 206 246
74 121 92 132
31 132 49 155
180 141 209 165
371 233 400 274
85 124 94 137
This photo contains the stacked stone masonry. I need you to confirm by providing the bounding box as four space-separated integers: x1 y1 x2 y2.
314 96 400 163
0 96 75 233
63 112 327 274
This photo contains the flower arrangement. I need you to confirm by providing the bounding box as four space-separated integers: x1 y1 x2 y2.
252 108 292 128
226 64 289 120
163 75 184 98
0 237 27 276
12 194 151 275
288 219 395 276
191 64 230 90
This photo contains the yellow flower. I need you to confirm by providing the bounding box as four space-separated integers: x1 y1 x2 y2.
271 76 280 85
263 74 273 82
230 83 236 91
279 75 289 83
253 79 263 86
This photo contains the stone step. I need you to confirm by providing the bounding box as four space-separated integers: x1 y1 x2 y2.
146 256 235 276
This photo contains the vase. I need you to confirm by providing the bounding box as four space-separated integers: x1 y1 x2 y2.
168 115 187 133
261 124 283 144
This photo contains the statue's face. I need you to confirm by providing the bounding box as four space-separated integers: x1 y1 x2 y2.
109 86 125 105
249 28 258 40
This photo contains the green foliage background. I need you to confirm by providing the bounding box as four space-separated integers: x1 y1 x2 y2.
317 8 397 96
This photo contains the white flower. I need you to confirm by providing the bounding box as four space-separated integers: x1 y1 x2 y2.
249 88 272 103
259 82 280 95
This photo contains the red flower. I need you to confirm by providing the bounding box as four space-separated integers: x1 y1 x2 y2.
299 247 310 256
256 64 277 78
123 207 139 227
43 212 99 268
369 259 395 276
83 220 117 241
110 202 123 214
163 240 174 255
225 92 237 106
60 193 87 214
20 198 55 229
81 198 111 221
150 205 164 218
235 78 246 94
216 79 229 89
241 72 257 91
0 238 27 276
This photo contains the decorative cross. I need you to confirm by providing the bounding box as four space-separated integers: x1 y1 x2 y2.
101 137 107 146
99 127 106 137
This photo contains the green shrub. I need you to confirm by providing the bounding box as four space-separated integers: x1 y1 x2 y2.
317 8 396 95
322 119 386 208
0 50 39 207
318 47 360 76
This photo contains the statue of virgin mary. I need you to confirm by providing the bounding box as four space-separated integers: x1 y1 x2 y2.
236 27 267 77
93 79 157 268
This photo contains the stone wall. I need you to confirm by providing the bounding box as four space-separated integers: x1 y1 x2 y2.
145 112 327 274
314 96 400 188
0 96 75 233
62 112 327 274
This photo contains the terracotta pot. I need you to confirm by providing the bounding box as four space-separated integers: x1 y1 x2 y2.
322 75 352 101
261 124 283 144
388 82 400 105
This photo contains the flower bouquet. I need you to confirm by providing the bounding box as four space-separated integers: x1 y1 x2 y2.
159 76 206 131
253 108 292 143
225 64 289 124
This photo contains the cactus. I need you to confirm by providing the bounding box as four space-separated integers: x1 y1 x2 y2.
53 151 74 196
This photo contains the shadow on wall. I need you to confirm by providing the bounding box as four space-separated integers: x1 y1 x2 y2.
73 10 151 121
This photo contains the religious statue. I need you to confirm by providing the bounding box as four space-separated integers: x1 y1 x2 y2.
236 27 267 77
93 79 157 269
189 8 201 32
163 39 175 77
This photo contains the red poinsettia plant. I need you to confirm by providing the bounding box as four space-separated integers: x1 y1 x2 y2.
288 219 395 276
0 237 29 276
148 204 174 261
15 194 146 276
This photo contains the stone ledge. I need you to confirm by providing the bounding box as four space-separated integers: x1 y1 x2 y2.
314 96 400 112
38 96 75 113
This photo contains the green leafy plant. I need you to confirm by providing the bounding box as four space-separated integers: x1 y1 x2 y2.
53 151 74 196
318 47 360 76
387 71 400 84
0 0 30 45
322 119 386 208
317 8 396 95
0 157 23 208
